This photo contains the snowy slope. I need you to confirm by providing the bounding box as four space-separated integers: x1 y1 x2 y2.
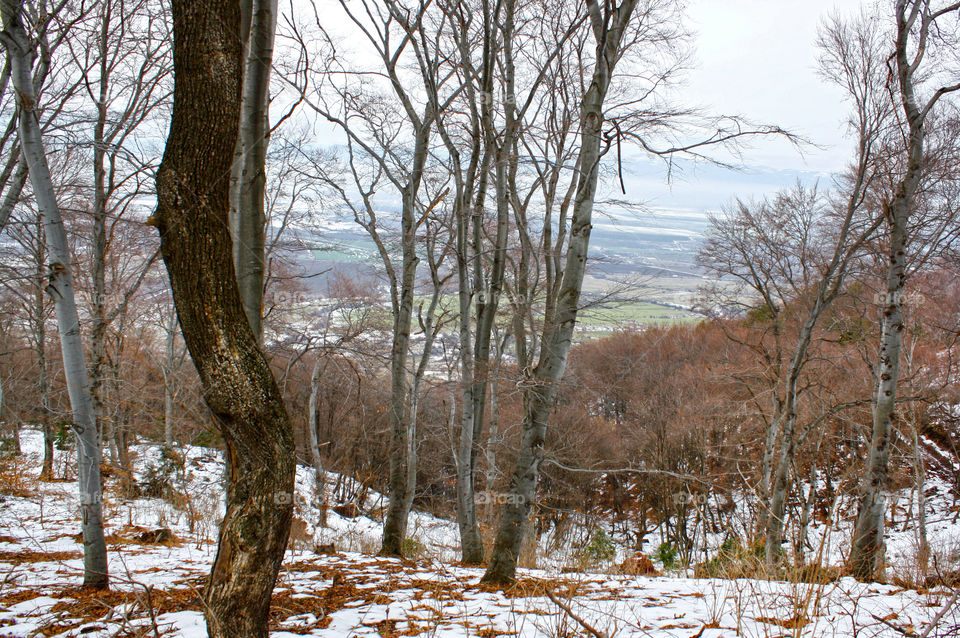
0 428 957 637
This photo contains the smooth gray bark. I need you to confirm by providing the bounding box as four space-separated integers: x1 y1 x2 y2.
231 0 276 342
849 0 960 580
307 356 328 526
1 0 108 588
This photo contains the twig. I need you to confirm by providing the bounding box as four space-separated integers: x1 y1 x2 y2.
545 589 607 638
919 589 960 638
870 612 916 636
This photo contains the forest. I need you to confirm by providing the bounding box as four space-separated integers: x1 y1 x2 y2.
1 0 960 636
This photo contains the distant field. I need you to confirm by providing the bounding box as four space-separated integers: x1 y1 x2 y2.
577 300 701 328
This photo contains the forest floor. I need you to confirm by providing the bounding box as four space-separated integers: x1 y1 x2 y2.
0 429 957 637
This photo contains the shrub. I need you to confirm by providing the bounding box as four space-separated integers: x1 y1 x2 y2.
693 536 765 579
140 446 185 500
580 529 617 564
191 428 223 449
657 541 681 570
401 537 427 559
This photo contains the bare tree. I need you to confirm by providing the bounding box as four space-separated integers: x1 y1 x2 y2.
282 0 460 556
850 0 960 581
481 0 644 584
0 200 55 474
152 0 295 633
63 0 168 492
1 0 108 589
231 0 277 341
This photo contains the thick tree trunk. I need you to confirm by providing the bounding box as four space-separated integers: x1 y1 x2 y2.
482 0 638 584
153 0 295 634
2 0 109 589
231 0 276 342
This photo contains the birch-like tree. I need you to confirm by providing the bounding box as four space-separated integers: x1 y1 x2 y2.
481 0 645 584
231 0 278 342
1 0 108 589
64 0 169 492
850 0 960 581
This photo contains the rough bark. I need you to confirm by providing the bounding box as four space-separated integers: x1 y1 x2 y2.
1 0 109 589
482 0 639 584
152 0 295 633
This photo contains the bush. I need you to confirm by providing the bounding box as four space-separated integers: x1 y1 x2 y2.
693 536 765 579
580 529 617 565
140 446 185 500
54 421 73 450
656 541 681 570
191 428 223 449
401 537 427 558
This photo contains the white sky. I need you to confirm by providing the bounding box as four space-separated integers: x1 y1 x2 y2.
620 0 874 214
687 0 868 173
300 0 876 215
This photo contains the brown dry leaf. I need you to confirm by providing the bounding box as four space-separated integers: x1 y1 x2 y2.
755 614 811 629
0 550 81 565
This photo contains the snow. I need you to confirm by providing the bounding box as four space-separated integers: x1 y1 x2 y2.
0 428 956 637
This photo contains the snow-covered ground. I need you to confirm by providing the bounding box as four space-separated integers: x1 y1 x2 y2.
1 428 957 637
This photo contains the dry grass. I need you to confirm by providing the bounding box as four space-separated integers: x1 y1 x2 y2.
0 549 82 565
0 458 36 498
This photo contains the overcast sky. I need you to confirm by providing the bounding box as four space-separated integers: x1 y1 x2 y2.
306 0 876 217
626 0 871 214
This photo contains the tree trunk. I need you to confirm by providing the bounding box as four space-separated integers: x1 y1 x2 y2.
379 178 419 556
114 423 133 497
89 0 111 472
482 0 639 584
378 88 432 555
163 308 178 448
231 0 276 342
401 378 422 527
913 427 929 574
2 0 109 589
152 0 295 633
307 357 327 527
850 1 930 578
34 222 54 479
794 462 817 566
850 207 908 579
